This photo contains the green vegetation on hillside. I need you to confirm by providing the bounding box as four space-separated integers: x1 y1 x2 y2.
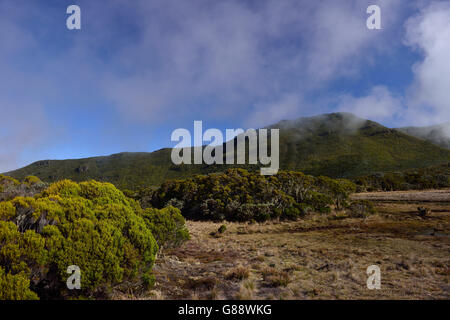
270 113 450 177
0 179 189 300
354 162 450 192
4 113 450 190
397 123 450 149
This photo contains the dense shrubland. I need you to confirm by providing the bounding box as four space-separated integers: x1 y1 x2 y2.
0 179 189 300
354 163 450 192
0 175 47 202
133 169 358 222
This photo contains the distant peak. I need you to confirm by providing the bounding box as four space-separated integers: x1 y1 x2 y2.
268 112 380 133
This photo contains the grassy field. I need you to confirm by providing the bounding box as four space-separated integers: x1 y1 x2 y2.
113 189 449 300
352 189 450 202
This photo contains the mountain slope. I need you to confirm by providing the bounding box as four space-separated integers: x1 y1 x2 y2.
396 122 450 149
5 113 450 189
268 113 450 177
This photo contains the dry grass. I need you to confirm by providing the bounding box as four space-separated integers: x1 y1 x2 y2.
261 267 290 287
140 189 450 300
225 265 250 280
352 189 450 202
235 279 256 300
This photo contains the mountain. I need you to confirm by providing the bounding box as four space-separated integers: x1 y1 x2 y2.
396 122 450 149
267 113 450 177
4 113 450 189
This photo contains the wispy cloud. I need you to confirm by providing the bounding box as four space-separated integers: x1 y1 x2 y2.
0 0 448 172
101 0 405 126
336 1 450 127
337 86 403 123
404 1 450 125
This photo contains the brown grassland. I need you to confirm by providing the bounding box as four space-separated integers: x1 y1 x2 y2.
115 190 450 300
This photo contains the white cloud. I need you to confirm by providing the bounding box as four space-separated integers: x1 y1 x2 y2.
3 0 439 171
0 99 50 172
336 86 403 123
246 93 303 128
304 0 404 86
404 1 450 125
332 2 450 127
102 0 405 123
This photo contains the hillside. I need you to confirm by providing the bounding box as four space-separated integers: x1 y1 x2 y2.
269 113 450 177
4 113 450 189
396 123 450 149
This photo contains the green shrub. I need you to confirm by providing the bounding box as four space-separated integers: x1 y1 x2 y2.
41 179 81 198
295 203 313 216
234 203 274 222
147 169 355 222
316 176 356 210
1 175 47 202
347 200 375 218
23 176 42 186
142 206 189 249
282 206 302 220
218 224 227 234
304 191 332 213
0 267 38 300
354 163 450 191
0 179 190 299
0 202 16 220
0 175 20 186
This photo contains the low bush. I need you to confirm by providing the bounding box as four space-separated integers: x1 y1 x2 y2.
0 267 38 300
0 175 47 202
218 224 227 234
347 200 375 218
142 206 190 249
23 176 42 186
0 179 189 299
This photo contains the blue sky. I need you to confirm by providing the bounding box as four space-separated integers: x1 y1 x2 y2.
1 0 450 172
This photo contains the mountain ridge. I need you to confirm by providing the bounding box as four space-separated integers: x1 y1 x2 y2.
396 122 450 149
4 113 450 189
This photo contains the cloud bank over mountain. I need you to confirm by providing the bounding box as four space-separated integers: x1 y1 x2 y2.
340 2 450 126
0 0 449 171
